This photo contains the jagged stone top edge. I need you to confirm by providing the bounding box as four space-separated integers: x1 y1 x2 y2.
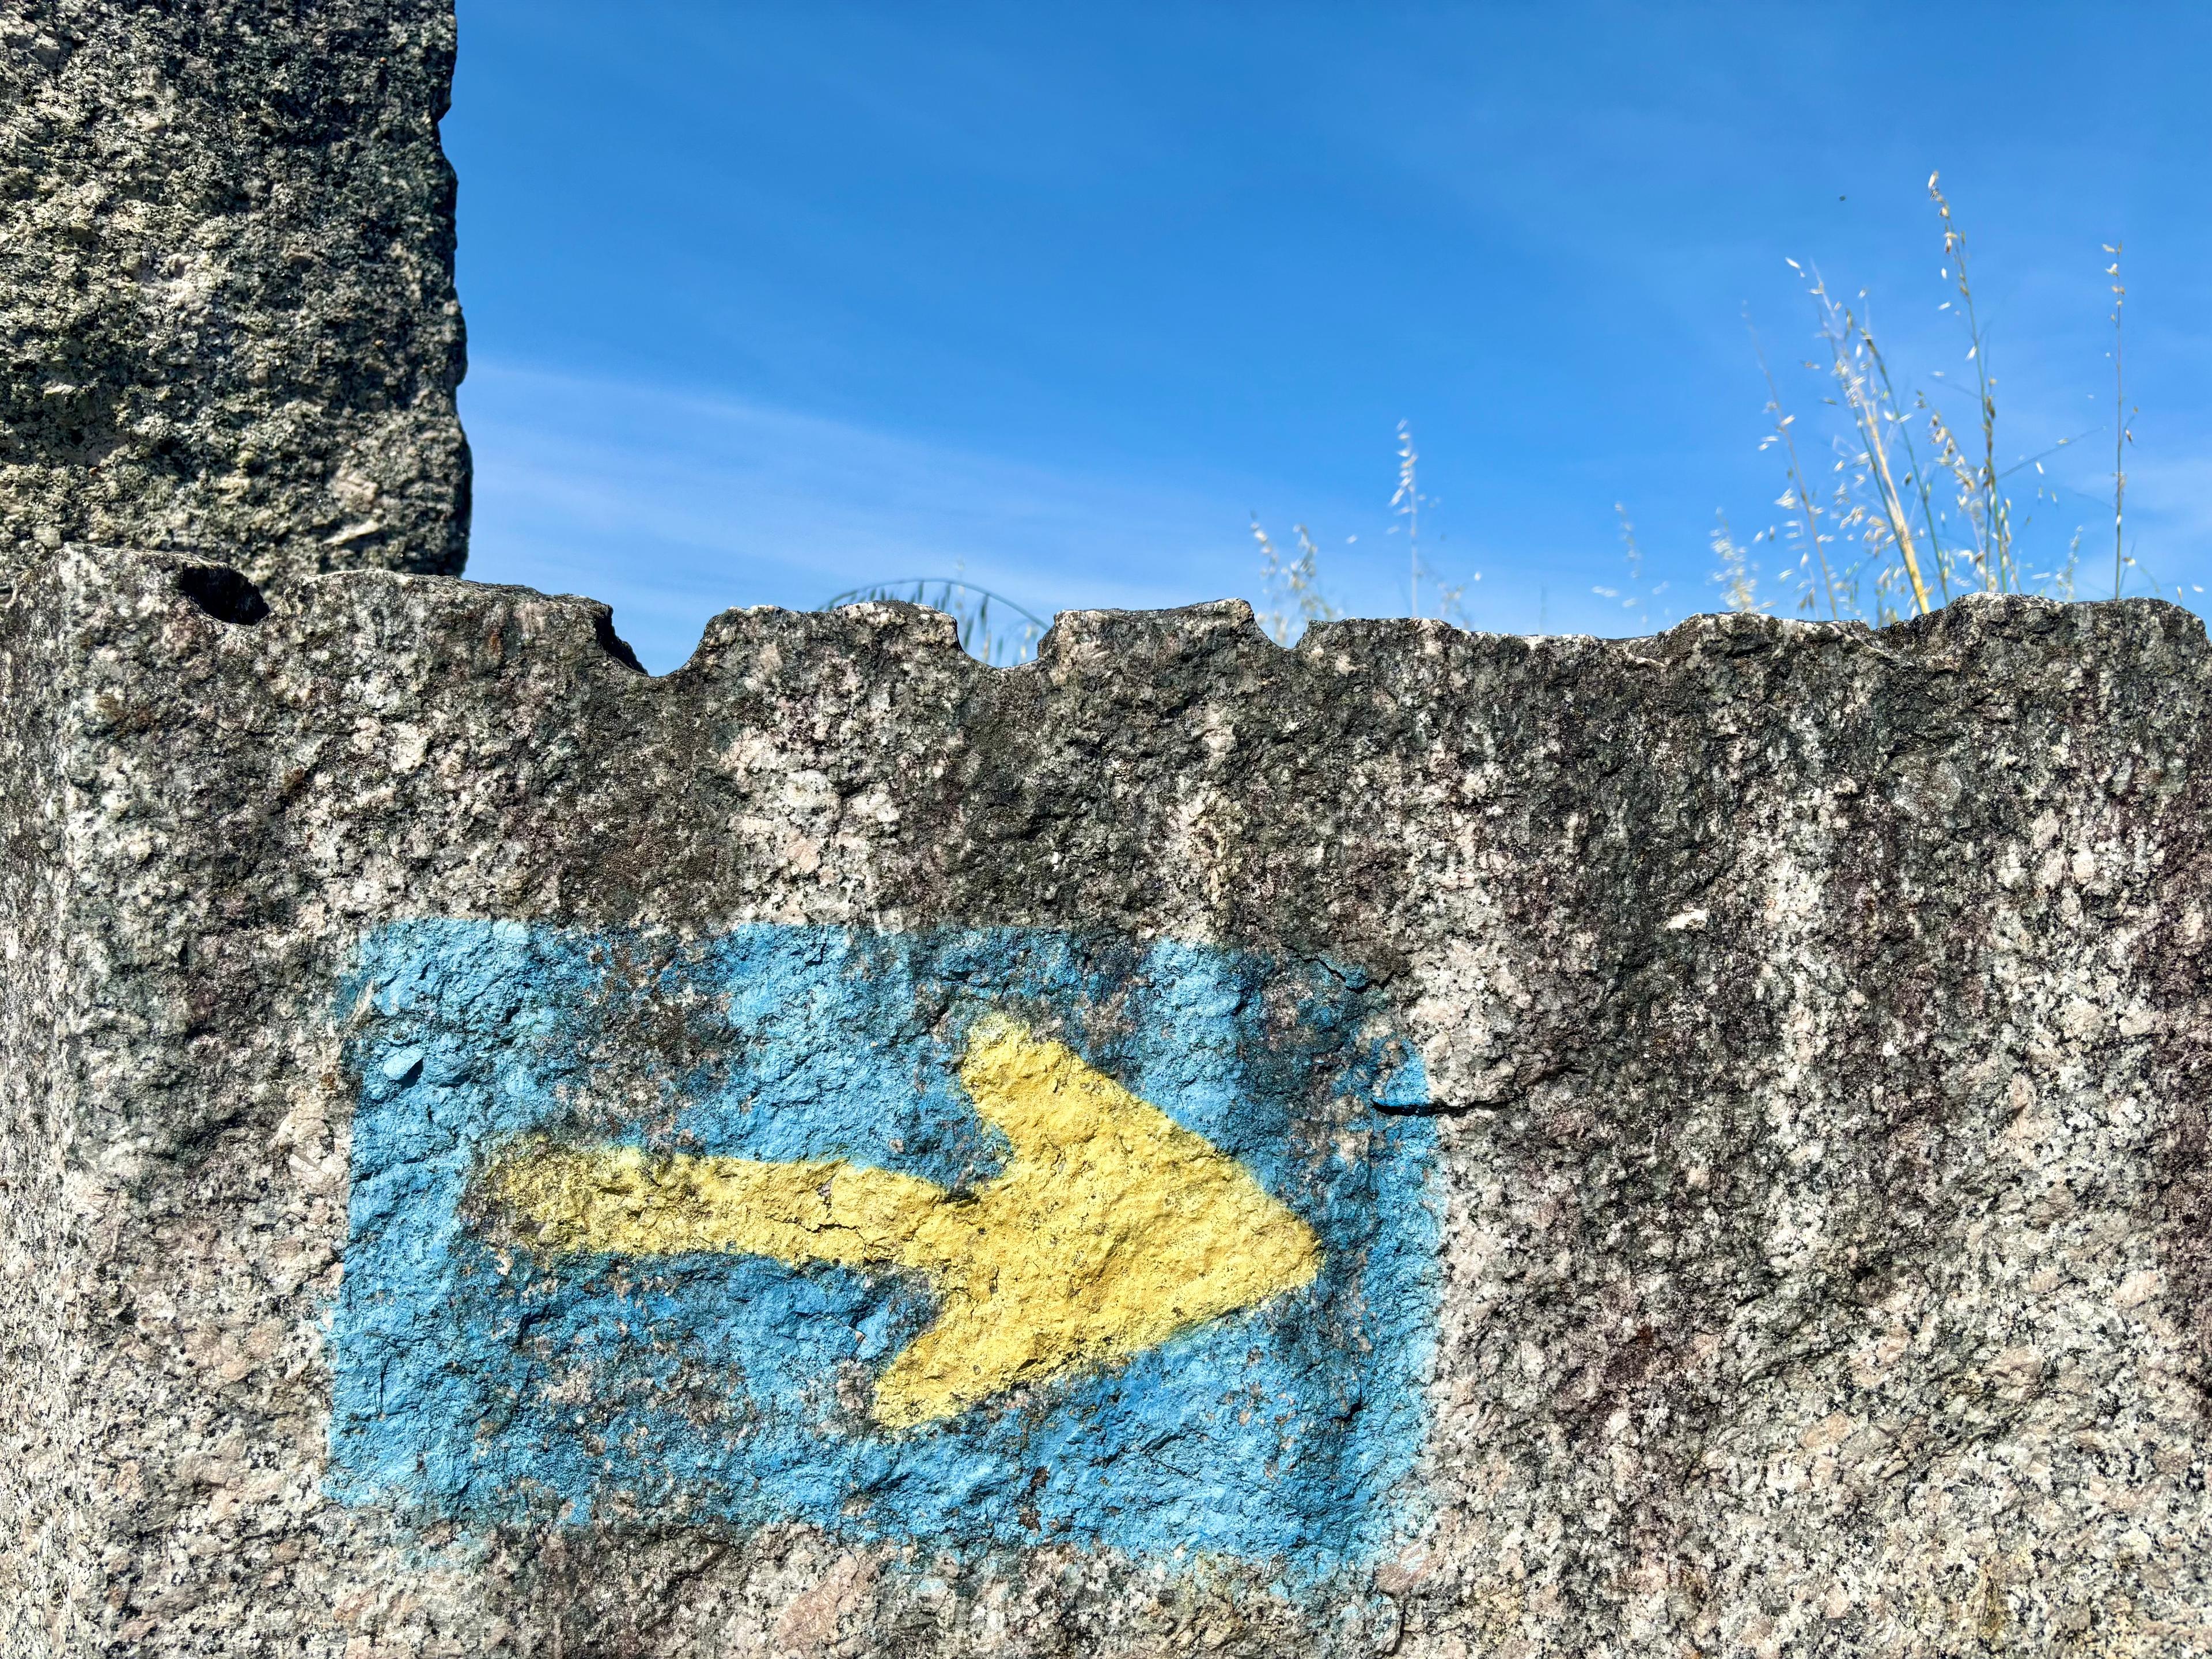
20 541 2209 687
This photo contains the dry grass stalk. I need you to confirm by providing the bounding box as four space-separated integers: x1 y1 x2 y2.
1592 504 1671 629
1789 263 1934 613
2107 243 2132 597
1251 516 1344 645
1929 173 2016 591
1726 176 2136 622
1750 316 1839 619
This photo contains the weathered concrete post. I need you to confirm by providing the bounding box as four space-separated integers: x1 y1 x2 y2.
1 0 468 584
5 9 2212 1659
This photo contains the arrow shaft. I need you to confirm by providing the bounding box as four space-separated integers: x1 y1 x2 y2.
494 1143 948 1270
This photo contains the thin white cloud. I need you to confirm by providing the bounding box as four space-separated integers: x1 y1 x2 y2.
460 361 1264 670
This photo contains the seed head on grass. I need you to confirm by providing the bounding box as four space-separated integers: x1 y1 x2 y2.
1389 421 1426 620
1710 513 1770 615
1251 516 1342 646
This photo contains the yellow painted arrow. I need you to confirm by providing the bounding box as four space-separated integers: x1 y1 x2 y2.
488 1015 1323 1429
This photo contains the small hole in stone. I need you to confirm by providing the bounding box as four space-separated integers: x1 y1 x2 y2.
176 564 270 626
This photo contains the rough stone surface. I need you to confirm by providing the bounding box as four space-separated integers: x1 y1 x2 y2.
0 0 469 586
4 546 2209 1654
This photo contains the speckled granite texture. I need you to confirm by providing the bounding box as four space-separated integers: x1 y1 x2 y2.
3 545 2208 1655
0 0 468 585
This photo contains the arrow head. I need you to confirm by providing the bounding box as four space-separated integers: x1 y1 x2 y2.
870 1019 1321 1427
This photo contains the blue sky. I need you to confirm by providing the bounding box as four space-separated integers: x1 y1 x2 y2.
449 2 2211 671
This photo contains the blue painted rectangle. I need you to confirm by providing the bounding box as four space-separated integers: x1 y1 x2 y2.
327 922 1438 1575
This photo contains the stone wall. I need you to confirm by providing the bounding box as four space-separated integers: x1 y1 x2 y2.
6 4 2212 1653
3 546 2209 1656
1 0 468 585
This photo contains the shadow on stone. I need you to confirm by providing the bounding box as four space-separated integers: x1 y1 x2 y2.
593 608 646 673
